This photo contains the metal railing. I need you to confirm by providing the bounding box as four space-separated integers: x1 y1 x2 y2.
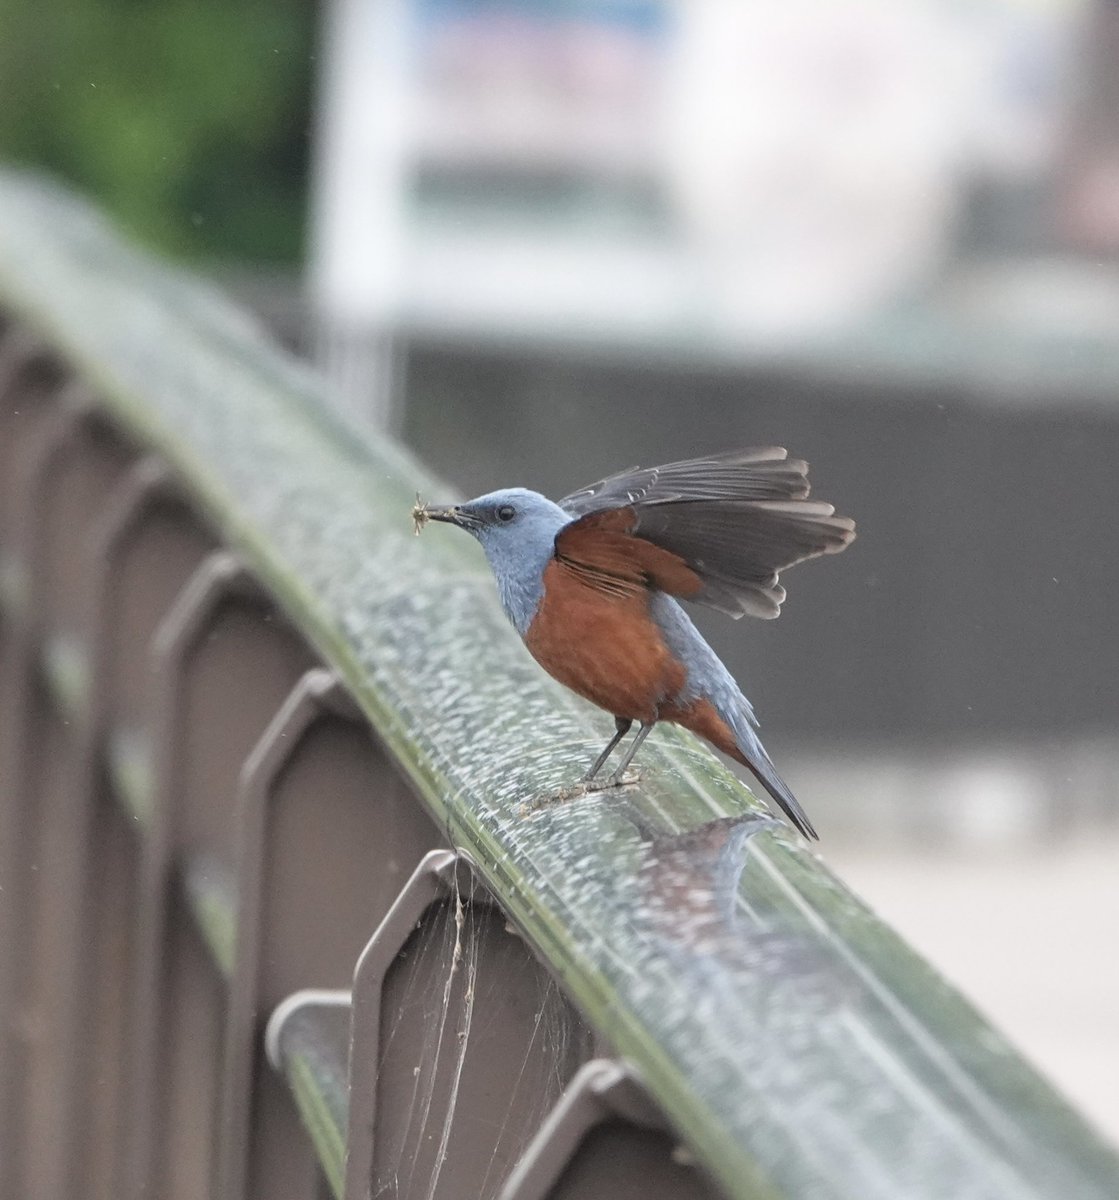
0 170 1116 1200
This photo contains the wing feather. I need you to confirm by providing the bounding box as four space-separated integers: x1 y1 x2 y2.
559 447 811 514
554 508 703 600
557 450 855 619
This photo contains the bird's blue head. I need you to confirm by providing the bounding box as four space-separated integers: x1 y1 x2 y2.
422 487 571 634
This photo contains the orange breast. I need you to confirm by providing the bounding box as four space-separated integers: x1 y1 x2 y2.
524 560 686 723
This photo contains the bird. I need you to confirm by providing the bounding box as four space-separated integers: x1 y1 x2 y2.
415 448 855 839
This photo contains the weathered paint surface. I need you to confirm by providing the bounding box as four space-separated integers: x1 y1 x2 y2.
0 171 1116 1200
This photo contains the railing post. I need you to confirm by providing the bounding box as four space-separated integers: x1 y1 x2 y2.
123 553 304 1200
0 384 126 1200
216 669 440 1200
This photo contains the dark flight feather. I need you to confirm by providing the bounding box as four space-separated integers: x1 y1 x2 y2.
559 447 811 512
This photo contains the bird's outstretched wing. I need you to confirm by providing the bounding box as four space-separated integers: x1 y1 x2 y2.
557 448 855 619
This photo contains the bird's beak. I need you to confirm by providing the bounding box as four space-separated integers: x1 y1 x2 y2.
423 505 477 530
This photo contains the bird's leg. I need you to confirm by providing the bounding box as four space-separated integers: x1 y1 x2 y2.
606 720 655 785
582 717 632 782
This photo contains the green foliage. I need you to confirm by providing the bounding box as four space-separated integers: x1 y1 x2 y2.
0 0 315 263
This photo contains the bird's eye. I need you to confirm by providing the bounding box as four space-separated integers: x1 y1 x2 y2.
496 504 516 522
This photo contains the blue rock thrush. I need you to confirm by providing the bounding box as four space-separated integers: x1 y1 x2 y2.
417 448 855 839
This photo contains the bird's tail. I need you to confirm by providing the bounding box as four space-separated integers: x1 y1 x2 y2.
715 700 819 841
736 737 818 841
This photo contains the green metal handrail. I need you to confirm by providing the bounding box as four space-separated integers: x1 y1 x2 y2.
1 169 1116 1200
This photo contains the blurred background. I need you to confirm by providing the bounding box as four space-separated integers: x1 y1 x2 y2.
3 0 1117 1143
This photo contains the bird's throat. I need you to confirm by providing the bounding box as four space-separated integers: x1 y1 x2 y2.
488 540 552 636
